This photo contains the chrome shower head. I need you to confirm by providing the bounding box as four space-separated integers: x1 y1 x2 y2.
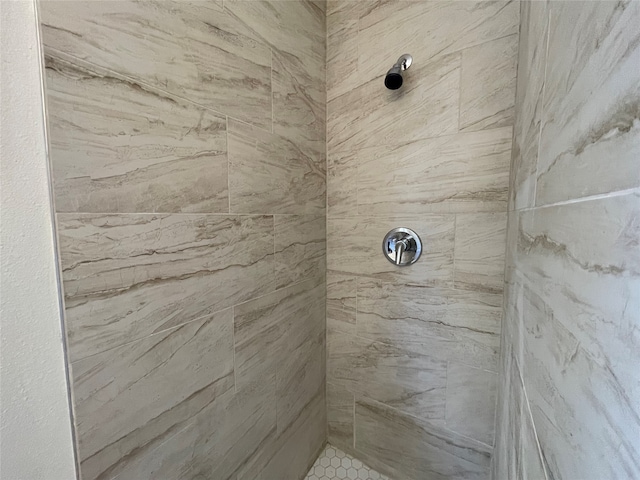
384 54 413 90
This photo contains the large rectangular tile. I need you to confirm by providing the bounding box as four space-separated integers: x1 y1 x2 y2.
233 278 325 435
236 389 326 480
45 54 228 214
326 271 357 336
109 376 276 480
73 309 235 480
445 362 498 446
39 0 272 129
228 118 325 214
355 398 492 480
515 191 640 480
234 279 325 390
276 341 324 433
272 48 326 166
509 0 549 211
328 330 447 421
357 0 519 85
327 149 357 217
357 128 513 214
459 34 518 132
256 393 325 480
327 215 455 287
274 214 326 289
327 382 355 451
328 53 460 153
536 1 640 205
58 213 275 361
225 0 325 73
356 279 501 371
454 212 508 294
327 16 359 102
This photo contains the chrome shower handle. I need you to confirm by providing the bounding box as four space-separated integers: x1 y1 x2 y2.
382 228 422 267
394 238 408 265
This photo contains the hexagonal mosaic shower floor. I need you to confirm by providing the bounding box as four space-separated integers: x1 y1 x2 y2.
305 444 392 480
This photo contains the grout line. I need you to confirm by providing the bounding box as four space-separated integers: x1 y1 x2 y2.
516 356 551 480
56 212 325 218
232 305 238 394
226 115 232 214
452 214 458 288
270 47 275 134
518 187 640 212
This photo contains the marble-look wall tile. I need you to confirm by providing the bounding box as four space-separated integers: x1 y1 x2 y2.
328 52 461 153
233 278 325 436
274 215 326 289
536 1 640 205
520 392 547 480
109 376 276 480
228 118 325 215
491 349 523 480
45 53 228 214
327 271 357 335
39 0 273 129
327 17 359 102
237 390 326 480
460 34 518 132
497 3 640 478
516 192 640 480
454 212 508 294
234 279 324 391
356 280 501 372
58 213 275 361
509 0 549 211
357 0 519 85
327 215 455 286
272 49 326 165
357 128 513 214
328 150 358 217
445 363 498 446
326 3 517 476
72 309 235 480
44 1 327 479
327 382 355 451
224 0 326 74
276 341 324 433
355 398 492 480
328 329 448 421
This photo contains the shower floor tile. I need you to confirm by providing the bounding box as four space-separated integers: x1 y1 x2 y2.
305 444 391 480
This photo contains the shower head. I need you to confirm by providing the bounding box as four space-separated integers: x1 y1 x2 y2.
384 54 413 90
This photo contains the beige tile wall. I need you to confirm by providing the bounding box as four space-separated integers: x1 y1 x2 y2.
494 1 640 479
39 1 326 479
326 1 519 479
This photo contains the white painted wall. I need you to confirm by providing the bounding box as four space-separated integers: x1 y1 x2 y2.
0 1 77 478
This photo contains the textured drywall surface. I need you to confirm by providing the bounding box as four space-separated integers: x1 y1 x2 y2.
0 1 77 478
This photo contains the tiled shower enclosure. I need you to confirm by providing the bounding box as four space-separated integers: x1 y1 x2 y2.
34 0 640 479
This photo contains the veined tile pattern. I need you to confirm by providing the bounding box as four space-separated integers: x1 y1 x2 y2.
494 1 640 479
306 445 391 480
326 1 518 479
41 1 326 479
